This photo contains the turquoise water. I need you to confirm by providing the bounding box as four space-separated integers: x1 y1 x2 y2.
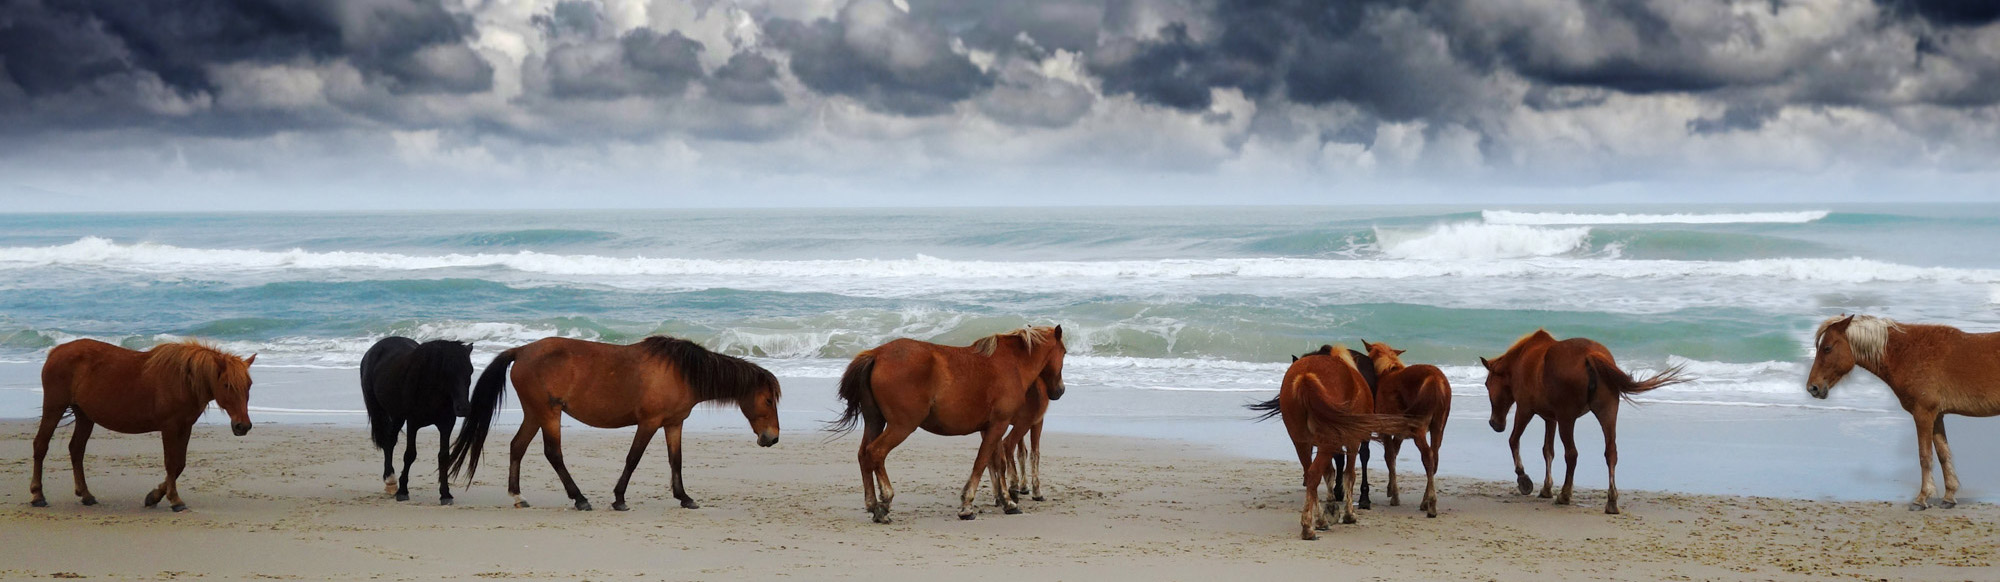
3 205 1999 416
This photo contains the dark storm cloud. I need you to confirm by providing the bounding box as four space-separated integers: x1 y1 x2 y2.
763 0 992 116
1882 0 2000 26
907 0 1107 53
709 52 786 105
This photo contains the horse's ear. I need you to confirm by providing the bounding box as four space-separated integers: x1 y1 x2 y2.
1828 315 1857 334
465 342 476 354
1052 325 1062 339
1395 349 1406 355
1478 356 1491 371
245 353 257 366
1291 354 1299 362
1360 338 1371 349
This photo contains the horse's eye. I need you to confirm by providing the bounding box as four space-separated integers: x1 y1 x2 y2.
1819 345 1830 354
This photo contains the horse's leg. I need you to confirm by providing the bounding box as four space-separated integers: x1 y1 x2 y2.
538 417 590 511
666 424 700 509
998 425 1023 505
1538 417 1557 499
1029 422 1044 501
1338 446 1361 525
1383 436 1403 507
858 417 883 520
66 413 97 506
987 430 1019 515
1910 407 1939 511
1301 447 1333 539
611 421 661 512
395 422 419 502
435 418 456 505
1414 428 1438 518
1357 439 1373 510
29 407 62 507
863 422 915 523
1934 414 1958 509
144 426 192 511
1508 411 1534 495
506 417 539 508
957 425 1008 519
1596 403 1621 514
1555 418 1579 506
381 419 398 495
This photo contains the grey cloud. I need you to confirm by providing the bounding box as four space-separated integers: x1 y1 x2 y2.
709 52 787 105
764 0 992 116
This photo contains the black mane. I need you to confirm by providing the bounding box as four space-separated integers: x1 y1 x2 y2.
638 336 780 403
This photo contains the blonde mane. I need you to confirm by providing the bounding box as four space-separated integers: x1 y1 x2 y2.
142 340 246 401
1327 344 1356 370
971 326 1055 357
1818 315 1899 367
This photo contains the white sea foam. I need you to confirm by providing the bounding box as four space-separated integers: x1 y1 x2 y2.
1483 210 1831 225
8 237 1995 287
1375 223 1593 260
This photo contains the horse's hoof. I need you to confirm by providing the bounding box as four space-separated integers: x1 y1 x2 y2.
1940 500 1957 509
1314 522 1329 531
612 501 629 512
1538 491 1553 499
383 482 396 494
1389 499 1400 507
1003 506 1022 515
439 498 454 506
79 496 97 506
1605 506 1620 515
959 512 976 521
1554 497 1571 506
1908 502 1928 511
30 499 48 508
1516 478 1534 496
1301 530 1318 541
1340 515 1356 525
394 493 410 502
680 499 701 509
1031 495 1045 502
514 501 531 509
1358 500 1372 510
144 490 164 508
575 501 593 511
170 504 188 512
1426 511 1437 518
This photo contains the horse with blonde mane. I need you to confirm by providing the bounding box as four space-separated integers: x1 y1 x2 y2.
32 339 257 511
1809 314 2000 510
1481 330 1687 514
1248 345 1409 539
1360 340 1451 518
829 326 1066 523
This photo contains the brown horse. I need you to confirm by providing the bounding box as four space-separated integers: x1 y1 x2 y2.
1248 345 1407 539
1360 340 1451 518
32 339 256 511
1808 314 2000 510
448 336 781 511
829 326 1066 523
1480 329 1687 514
1001 377 1053 504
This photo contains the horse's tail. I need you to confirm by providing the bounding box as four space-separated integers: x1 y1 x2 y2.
826 352 877 436
359 373 397 452
448 348 516 483
1293 373 1410 442
1245 394 1284 422
1584 352 1690 403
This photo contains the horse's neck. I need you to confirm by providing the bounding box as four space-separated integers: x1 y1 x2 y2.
1853 328 1907 389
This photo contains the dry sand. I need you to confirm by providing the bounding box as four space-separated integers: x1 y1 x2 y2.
0 420 1994 581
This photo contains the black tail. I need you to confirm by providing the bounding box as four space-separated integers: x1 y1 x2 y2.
1246 395 1283 422
1585 353 1690 404
360 381 397 453
825 353 877 436
447 349 515 483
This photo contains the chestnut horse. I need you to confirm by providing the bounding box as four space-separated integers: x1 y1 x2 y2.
448 336 781 511
1808 314 2000 510
1480 329 1687 514
1248 345 1407 539
829 326 1066 523
31 339 256 511
1001 377 1055 504
1360 340 1451 518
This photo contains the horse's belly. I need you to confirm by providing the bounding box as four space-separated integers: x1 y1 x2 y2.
919 417 983 437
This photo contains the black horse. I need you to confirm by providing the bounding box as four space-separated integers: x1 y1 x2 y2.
361 337 474 504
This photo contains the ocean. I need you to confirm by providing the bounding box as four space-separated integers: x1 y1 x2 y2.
3 205 1997 500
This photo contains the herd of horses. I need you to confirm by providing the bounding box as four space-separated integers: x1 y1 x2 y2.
24 315 2000 537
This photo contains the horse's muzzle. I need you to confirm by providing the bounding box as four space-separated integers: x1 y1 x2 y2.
758 432 779 447
231 421 253 436
1488 418 1504 433
1807 385 1828 399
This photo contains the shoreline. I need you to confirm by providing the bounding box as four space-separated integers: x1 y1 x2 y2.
1 421 1994 581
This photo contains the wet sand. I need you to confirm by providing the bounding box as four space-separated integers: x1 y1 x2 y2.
0 420 1994 581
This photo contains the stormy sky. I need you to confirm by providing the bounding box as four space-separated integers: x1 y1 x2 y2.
2 0 1997 209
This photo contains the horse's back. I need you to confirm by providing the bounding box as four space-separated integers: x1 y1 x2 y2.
1380 364 1450 416
360 336 419 390
869 338 1014 435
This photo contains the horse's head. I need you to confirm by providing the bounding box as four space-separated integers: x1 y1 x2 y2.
1479 355 1512 433
740 369 782 447
450 342 476 416
1037 325 1067 400
1807 315 1859 400
218 353 257 436
1361 339 1408 377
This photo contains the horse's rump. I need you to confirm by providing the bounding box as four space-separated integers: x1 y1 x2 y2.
829 351 879 435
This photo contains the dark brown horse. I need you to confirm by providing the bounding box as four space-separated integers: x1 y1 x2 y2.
1808 314 2000 510
1360 340 1451 517
32 339 256 511
830 326 1066 523
448 336 781 511
1002 377 1056 504
1481 329 1687 514
1248 345 1406 539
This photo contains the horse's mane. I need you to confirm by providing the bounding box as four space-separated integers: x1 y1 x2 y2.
971 327 1056 357
142 340 247 401
639 336 780 403
1500 328 1554 359
1818 315 1899 367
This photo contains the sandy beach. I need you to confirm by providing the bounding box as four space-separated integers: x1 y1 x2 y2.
1 420 1993 581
